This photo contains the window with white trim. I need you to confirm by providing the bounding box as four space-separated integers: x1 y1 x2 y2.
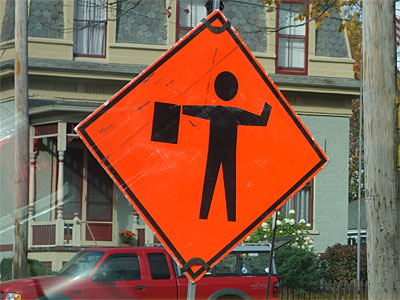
73 0 107 57
276 1 308 75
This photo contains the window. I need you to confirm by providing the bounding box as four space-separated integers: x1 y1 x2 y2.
213 253 238 275
58 250 104 278
147 253 171 280
73 0 107 57
281 180 313 227
238 252 270 275
177 0 207 40
212 251 272 276
96 254 141 281
86 152 113 221
63 147 83 219
276 0 308 75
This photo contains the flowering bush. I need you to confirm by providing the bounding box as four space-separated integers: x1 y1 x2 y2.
245 210 314 251
119 230 135 244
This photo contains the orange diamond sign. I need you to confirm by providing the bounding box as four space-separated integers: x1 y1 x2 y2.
76 11 327 282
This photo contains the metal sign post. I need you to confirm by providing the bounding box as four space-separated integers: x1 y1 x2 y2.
266 212 278 300
187 280 196 300
213 0 220 11
185 1 221 298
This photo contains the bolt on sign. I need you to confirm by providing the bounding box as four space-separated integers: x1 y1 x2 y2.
76 11 327 282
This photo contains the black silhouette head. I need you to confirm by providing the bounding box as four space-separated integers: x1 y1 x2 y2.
214 71 238 101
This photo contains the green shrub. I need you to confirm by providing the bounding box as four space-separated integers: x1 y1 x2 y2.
320 243 367 282
29 259 56 277
275 245 323 294
0 258 55 281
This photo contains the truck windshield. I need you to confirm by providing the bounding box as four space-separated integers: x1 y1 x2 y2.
57 250 104 278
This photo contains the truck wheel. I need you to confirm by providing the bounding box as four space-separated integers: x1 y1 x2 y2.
208 288 250 300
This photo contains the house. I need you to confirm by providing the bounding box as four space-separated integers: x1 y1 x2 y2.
0 0 359 270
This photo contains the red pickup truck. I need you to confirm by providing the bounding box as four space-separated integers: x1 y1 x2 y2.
0 244 279 300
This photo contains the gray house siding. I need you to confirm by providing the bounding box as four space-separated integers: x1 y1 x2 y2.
28 0 64 39
223 0 268 53
315 10 349 58
0 0 14 42
301 114 349 252
116 0 167 45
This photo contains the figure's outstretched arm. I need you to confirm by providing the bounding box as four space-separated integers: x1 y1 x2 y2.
238 102 272 126
182 105 211 120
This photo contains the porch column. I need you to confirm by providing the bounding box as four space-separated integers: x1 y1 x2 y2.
56 122 66 246
56 122 67 219
72 212 81 247
27 148 37 249
56 150 65 219
132 209 140 246
133 209 139 225
28 150 37 220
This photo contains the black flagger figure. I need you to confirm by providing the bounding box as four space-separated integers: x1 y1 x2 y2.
151 71 272 222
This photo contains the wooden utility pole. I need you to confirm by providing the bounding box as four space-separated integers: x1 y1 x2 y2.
13 0 29 279
362 0 400 298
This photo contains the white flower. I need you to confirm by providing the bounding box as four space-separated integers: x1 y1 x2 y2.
297 230 302 234
289 219 295 225
289 209 295 214
277 211 281 216
306 223 311 228
292 242 298 247
261 222 268 228
301 245 306 249
279 230 283 234
276 220 282 226
284 218 290 223
308 245 313 249
299 219 305 224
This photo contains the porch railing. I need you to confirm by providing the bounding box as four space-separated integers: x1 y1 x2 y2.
28 215 82 248
30 222 56 246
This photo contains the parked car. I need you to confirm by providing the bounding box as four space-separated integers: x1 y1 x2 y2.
0 244 279 300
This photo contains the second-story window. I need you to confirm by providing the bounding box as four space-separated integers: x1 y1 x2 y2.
276 0 308 75
177 0 207 40
73 0 107 57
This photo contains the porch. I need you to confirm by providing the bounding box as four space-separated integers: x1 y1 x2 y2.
26 122 158 270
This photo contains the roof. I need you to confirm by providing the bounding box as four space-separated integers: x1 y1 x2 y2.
0 58 360 93
233 245 271 252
